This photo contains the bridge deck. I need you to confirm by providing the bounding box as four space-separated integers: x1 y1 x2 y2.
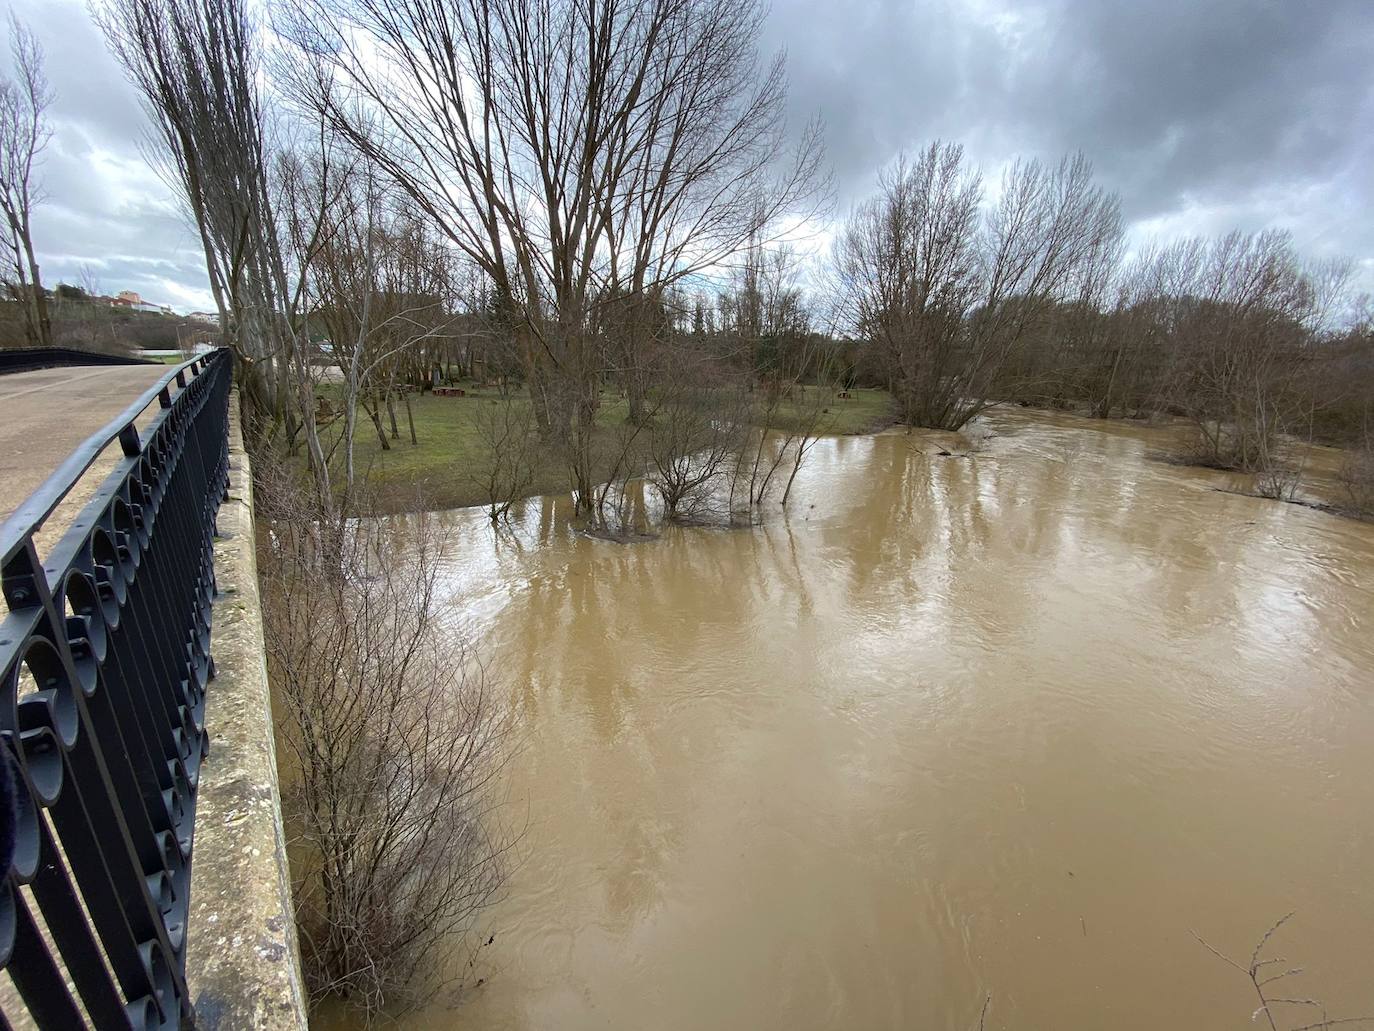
0 363 170 544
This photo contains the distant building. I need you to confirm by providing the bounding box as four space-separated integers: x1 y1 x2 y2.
141 342 218 358
188 311 220 326
108 290 174 315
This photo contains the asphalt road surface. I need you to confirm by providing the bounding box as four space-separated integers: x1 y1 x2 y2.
0 363 169 538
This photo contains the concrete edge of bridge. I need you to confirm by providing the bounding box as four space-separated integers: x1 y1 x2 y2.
186 389 309 1029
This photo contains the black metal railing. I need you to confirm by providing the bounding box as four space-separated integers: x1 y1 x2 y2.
0 349 231 1028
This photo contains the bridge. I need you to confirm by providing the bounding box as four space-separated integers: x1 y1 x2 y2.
0 350 306 1028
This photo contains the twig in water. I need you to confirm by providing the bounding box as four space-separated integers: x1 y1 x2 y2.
1193 912 1374 1031
969 994 990 1031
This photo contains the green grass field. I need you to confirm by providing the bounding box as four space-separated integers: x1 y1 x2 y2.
315 383 895 512
770 385 896 436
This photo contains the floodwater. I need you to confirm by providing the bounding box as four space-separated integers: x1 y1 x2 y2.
379 408 1374 1029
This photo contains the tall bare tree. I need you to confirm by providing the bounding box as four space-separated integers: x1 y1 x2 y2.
1165 229 1323 470
0 14 53 347
279 0 823 513
832 143 983 428
303 159 455 494
833 143 1122 430
97 0 332 475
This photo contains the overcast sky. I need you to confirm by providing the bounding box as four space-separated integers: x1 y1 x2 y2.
9 0 1374 313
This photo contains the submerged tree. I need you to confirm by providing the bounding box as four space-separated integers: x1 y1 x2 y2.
470 395 539 524
647 347 751 521
259 468 513 1019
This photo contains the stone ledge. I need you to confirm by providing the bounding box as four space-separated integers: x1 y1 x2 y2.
186 391 308 1029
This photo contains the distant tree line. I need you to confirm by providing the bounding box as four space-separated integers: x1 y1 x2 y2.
833 142 1369 470
0 287 222 353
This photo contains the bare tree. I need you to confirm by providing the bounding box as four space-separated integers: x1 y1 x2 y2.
0 14 53 347
740 346 827 513
1078 241 1183 420
1195 913 1374 1031
716 240 834 514
833 143 1122 430
259 468 514 1020
583 373 659 535
98 0 333 477
647 349 750 521
1165 230 1318 471
833 143 982 428
1336 433 1374 519
779 347 839 507
304 158 455 494
279 0 824 516
470 396 538 524
77 261 101 300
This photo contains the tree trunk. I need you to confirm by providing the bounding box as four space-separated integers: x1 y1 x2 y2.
626 363 648 425
20 228 51 348
1096 345 1125 420
403 391 418 445
362 394 391 450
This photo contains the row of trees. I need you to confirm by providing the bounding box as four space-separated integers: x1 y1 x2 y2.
6 3 1365 502
832 141 1369 476
93 0 827 524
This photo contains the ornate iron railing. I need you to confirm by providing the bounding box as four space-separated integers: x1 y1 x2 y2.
0 349 231 1028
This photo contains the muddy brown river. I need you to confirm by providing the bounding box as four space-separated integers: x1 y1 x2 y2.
354 409 1374 1029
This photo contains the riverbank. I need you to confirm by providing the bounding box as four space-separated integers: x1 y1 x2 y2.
299 385 1371 523
1015 403 1374 521
309 384 897 513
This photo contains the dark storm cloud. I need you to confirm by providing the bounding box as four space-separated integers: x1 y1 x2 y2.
767 0 1373 281
5 0 1371 310
1003 0 1370 220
